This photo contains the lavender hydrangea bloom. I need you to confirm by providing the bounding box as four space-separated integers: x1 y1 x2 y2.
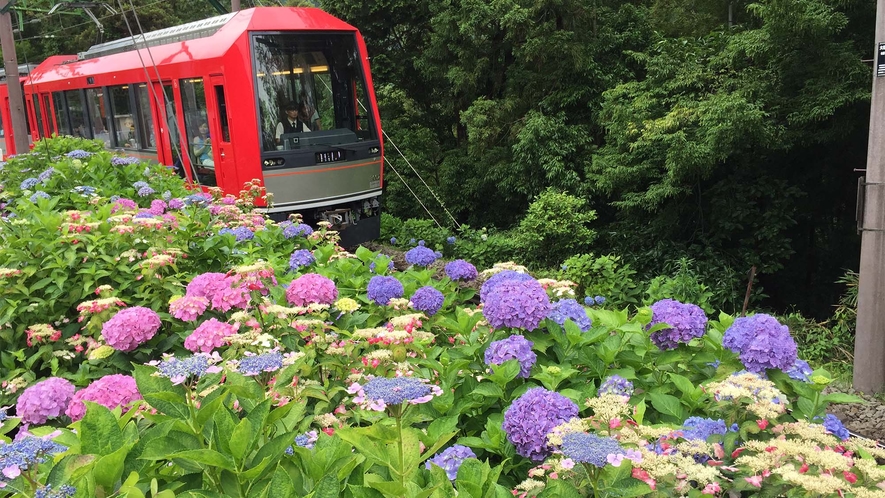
280 222 313 238
444 260 478 281
547 298 592 332
482 278 550 331
479 270 534 302
219 226 254 242
15 377 76 425
133 181 150 190
598 375 634 397
19 177 39 190
29 191 50 203
183 193 212 207
66 150 92 159
150 353 222 385
285 430 320 454
647 299 707 350
101 307 161 351
367 275 404 305
561 432 625 467
111 156 140 166
722 314 798 373
72 186 97 196
425 445 476 481
37 167 55 183
823 414 850 440
446 236 456 244
34 484 76 498
137 186 155 197
680 417 727 441
351 377 440 409
502 387 578 461
236 351 284 376
785 358 813 383
410 286 445 315
484 335 536 378
288 249 316 271
404 246 438 266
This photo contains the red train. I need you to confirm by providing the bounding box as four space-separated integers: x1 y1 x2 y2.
0 7 384 244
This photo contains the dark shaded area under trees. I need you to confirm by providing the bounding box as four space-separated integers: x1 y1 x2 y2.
324 0 875 318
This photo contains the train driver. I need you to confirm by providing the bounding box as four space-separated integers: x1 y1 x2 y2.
275 101 312 145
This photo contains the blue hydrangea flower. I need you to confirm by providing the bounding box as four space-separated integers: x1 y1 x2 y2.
484 335 536 378
404 246 438 266
137 186 156 197
444 260 478 281
367 276 404 305
29 191 51 203
150 353 221 384
595 296 606 304
479 270 534 302
288 249 316 272
680 417 727 441
285 430 319 454
359 377 435 406
598 375 634 397
133 211 154 219
823 414 850 440
72 186 97 196
183 193 212 207
647 299 707 350
0 435 68 487
482 278 550 331
446 236 456 244
236 351 284 376
502 387 578 461
410 286 445 316
133 181 150 190
219 227 254 242
37 167 55 183
722 314 797 373
425 445 476 481
390 237 397 245
111 156 140 166
281 222 313 238
785 358 813 383
547 298 592 332
34 484 76 498
561 432 624 467
19 177 39 190
66 149 92 159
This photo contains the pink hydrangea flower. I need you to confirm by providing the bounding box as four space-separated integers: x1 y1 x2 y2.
184 318 237 353
169 295 210 321
16 377 76 424
65 374 141 421
101 306 161 351
286 273 338 306
185 273 250 311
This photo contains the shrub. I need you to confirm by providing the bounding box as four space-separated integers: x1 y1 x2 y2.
560 253 641 307
644 257 715 314
514 188 597 268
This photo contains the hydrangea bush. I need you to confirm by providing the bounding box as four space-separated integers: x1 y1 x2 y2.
0 137 873 498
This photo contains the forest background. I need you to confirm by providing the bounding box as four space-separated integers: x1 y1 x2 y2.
4 0 875 325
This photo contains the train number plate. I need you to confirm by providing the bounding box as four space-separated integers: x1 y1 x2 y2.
315 150 345 164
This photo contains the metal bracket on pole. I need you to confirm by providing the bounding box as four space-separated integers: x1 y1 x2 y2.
0 0 17 14
856 177 885 233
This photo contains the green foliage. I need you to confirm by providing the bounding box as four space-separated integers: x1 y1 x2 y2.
644 258 715 314
514 189 597 269
560 253 640 308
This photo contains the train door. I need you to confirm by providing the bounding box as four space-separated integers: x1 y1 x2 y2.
42 94 55 136
208 75 235 190
28 95 43 140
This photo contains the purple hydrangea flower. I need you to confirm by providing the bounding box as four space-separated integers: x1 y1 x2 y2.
785 358 813 383
133 181 150 190
482 278 550 331
111 156 140 166
647 299 707 350
390 237 397 245
561 432 624 467
15 377 76 425
281 222 313 238
29 191 51 203
183 193 212 207
446 236 456 244
480 270 534 302
547 298 592 332
288 249 316 272
502 387 578 461
404 246 438 266
444 260 478 281
34 484 76 498
410 286 445 315
101 307 161 352
367 276 404 305
219 226 254 242
65 374 141 422
149 353 223 385
347 377 443 411
425 445 476 480
236 351 284 376
598 375 634 397
37 167 55 183
285 430 320 454
680 417 727 441
168 198 185 210
484 335 536 378
66 150 92 159
19 177 39 190
72 186 97 196
823 414 850 440
137 186 155 197
722 314 798 373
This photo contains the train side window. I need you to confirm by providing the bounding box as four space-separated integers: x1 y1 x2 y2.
108 85 134 148
134 84 156 150
52 92 71 136
64 90 89 139
32 96 45 138
85 88 112 147
180 77 216 187
214 85 230 142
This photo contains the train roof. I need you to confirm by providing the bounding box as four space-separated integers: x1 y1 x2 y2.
25 7 359 86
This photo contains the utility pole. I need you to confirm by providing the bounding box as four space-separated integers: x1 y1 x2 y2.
0 0 29 155
231 0 239 12
855 0 885 393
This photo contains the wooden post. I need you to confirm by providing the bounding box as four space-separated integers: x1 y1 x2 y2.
854 0 885 393
231 0 239 12
0 0 29 155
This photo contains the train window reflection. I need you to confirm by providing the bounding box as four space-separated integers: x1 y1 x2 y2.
181 77 216 186
64 90 89 139
252 33 377 153
52 93 70 136
85 88 112 147
134 84 157 150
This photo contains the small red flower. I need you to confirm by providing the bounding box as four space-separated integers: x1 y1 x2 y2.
757 420 769 430
844 471 858 484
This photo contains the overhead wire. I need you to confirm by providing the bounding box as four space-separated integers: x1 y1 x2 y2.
14 0 168 43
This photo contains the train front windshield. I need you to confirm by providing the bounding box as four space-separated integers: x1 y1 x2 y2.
252 33 377 153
